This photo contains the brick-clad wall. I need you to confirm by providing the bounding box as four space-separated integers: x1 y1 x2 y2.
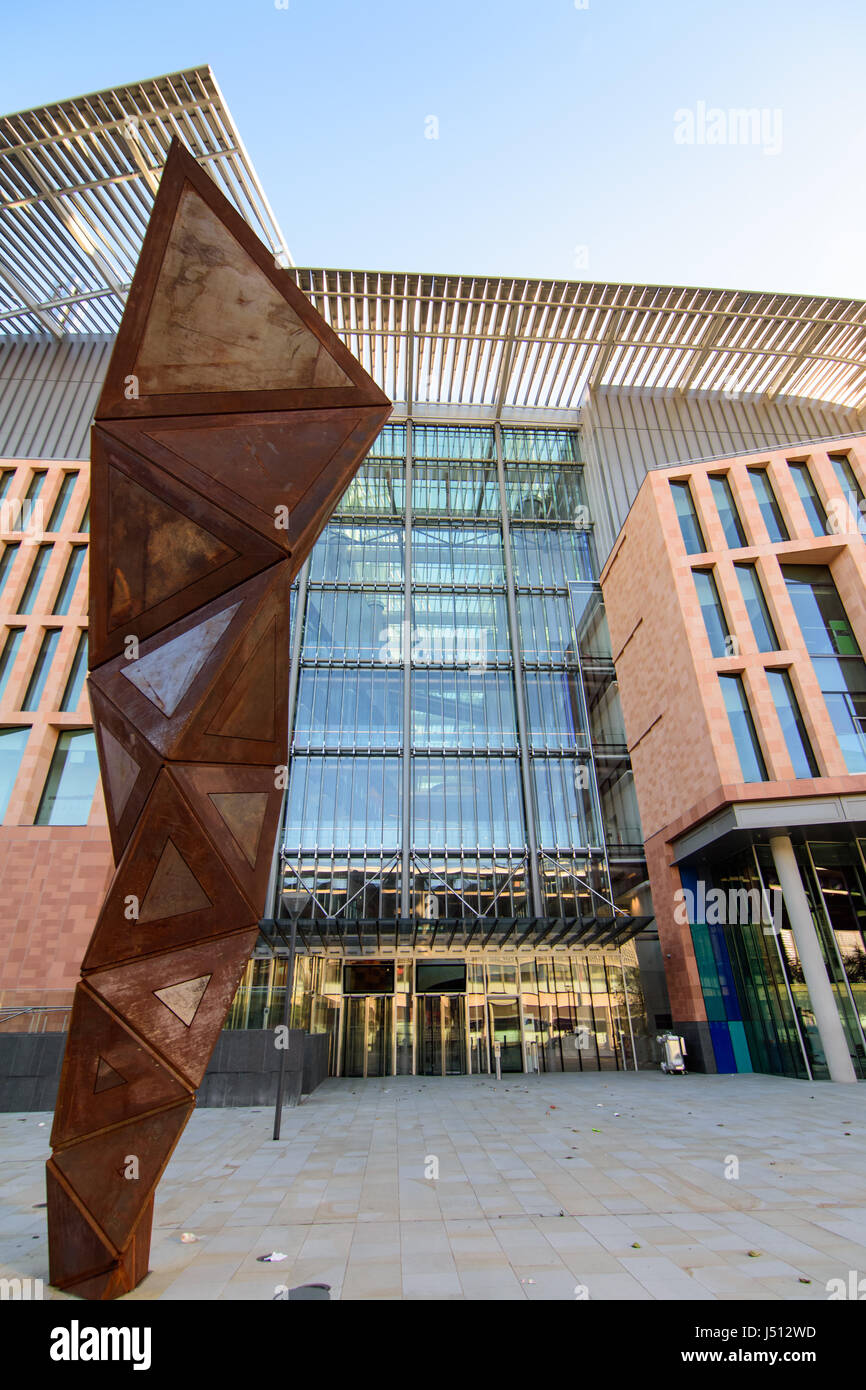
0 827 113 1008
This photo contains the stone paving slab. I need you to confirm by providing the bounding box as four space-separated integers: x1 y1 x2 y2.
1 1071 865 1301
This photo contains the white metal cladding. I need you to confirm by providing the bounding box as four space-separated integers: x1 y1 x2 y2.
0 66 291 337
0 334 112 458
580 384 866 560
290 271 866 418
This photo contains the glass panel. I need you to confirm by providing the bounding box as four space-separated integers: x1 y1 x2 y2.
670 480 706 554
294 668 402 749
46 472 80 531
524 671 589 751
302 589 403 661
412 525 504 587
0 470 14 502
511 526 596 585
35 729 99 825
766 669 819 777
17 545 53 614
504 464 585 521
309 523 404 583
719 674 767 781
735 563 778 652
829 454 864 533
693 569 729 657
532 756 603 848
412 592 510 664
748 469 789 543
21 628 61 711
709 474 746 547
284 755 402 851
0 628 24 703
0 726 29 821
412 670 517 750
412 756 524 849
60 633 88 713
782 565 866 772
77 501 90 533
25 471 47 503
500 428 580 463
52 545 87 615
518 592 576 662
788 461 828 537
0 543 20 600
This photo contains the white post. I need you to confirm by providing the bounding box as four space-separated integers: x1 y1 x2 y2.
769 834 857 1084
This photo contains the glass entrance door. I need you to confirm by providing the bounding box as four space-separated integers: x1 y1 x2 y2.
342 996 392 1077
417 995 466 1075
489 1000 523 1072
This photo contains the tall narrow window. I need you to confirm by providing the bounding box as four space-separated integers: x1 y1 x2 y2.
0 470 14 502
719 674 767 782
766 669 819 778
734 563 778 652
60 632 88 713
782 564 866 773
17 544 53 614
24 470 47 504
35 729 99 826
77 501 90 534
0 727 29 822
52 544 86 615
829 454 864 534
46 472 80 531
0 542 20 600
788 461 828 537
748 468 789 543
21 628 61 711
693 569 729 657
670 480 706 555
709 474 746 547
0 628 24 702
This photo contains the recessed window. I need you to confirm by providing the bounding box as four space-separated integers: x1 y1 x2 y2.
766 669 819 778
52 544 87 616
693 569 730 657
670 480 706 555
748 468 789 543
24 470 47 504
35 729 99 826
709 474 746 548
0 542 20 600
0 727 29 822
0 628 24 703
828 454 864 533
0 470 15 502
719 674 767 782
17 544 54 615
46 472 80 532
77 501 90 534
21 628 61 712
734 563 778 652
60 633 88 713
788 461 828 537
782 564 866 773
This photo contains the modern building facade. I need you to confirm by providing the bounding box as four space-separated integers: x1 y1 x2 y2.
2 70 866 1081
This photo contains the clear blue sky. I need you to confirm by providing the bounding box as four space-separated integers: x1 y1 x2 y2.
4 0 865 297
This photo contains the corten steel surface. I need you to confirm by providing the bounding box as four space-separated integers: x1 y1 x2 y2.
45 138 391 1299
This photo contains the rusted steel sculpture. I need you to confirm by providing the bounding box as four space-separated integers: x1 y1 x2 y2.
46 140 390 1299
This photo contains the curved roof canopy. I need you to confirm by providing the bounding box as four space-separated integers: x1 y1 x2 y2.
0 65 291 337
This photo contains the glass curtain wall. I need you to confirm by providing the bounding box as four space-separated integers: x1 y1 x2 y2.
249 424 652 1073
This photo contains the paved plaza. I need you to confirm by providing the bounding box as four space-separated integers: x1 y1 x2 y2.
2 1071 866 1300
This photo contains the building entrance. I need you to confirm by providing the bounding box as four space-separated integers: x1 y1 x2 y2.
417 995 466 1075
488 1000 523 1072
342 995 392 1077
